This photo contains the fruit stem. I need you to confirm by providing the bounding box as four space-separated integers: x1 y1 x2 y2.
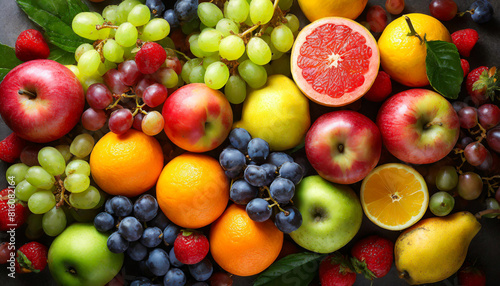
18 89 36 98
54 176 67 208
96 23 119 30
171 49 191 61
262 186 290 215
404 16 425 44
475 208 500 219
424 121 443 129
239 24 260 38
399 270 410 280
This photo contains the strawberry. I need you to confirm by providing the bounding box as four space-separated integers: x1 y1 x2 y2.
0 133 27 163
0 188 29 231
173 230 209 265
350 235 394 280
451 29 479 57
466 66 500 106
15 29 51 62
461 59 470 77
363 71 392 102
319 253 356 286
16 241 48 273
135 42 167 74
458 262 486 286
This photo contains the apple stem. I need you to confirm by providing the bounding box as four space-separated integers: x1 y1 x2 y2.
404 16 425 45
337 144 344 153
424 121 443 129
18 89 36 98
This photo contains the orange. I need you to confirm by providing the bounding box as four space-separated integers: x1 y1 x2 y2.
298 0 368 22
360 163 429 231
156 153 229 229
89 129 164 197
210 204 283 277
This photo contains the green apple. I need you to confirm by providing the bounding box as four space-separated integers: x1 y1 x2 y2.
290 175 362 253
48 223 124 286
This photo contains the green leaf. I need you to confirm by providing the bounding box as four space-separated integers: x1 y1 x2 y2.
0 43 23 80
48 45 76 65
425 40 463 99
253 252 326 286
16 0 91 53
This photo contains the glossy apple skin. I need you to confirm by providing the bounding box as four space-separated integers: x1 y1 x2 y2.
0 60 84 143
290 175 362 253
376 89 460 164
48 223 123 286
305 110 382 184
162 83 233 152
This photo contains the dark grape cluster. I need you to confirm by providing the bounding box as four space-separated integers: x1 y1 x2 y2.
145 0 199 35
94 194 222 285
218 128 304 233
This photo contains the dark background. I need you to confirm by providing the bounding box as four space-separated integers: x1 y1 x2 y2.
1 0 500 285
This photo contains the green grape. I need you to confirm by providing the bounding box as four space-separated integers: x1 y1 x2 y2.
70 133 95 158
271 25 294 53
15 180 38 202
198 2 224 27
249 0 274 25
271 53 291 77
93 13 110 40
75 43 94 62
25 214 43 240
118 0 142 18
198 29 223 53
238 59 267 88
429 191 455 216
116 22 139 47
55 145 72 162
66 65 80 77
181 58 203 83
244 13 254 26
182 17 200 35
435 166 459 192
128 4 151 26
72 12 102 40
219 35 245 61
42 206 67 236
157 37 175 49
260 34 283 60
64 174 91 194
246 37 272 65
484 198 500 218
80 72 104 92
103 39 125 63
285 14 300 33
28 190 56 214
238 52 249 63
141 18 170 42
224 75 247 104
65 160 91 176
278 0 293 10
122 45 136 60
190 34 215 58
78 50 101 76
204 61 230 90
189 66 206 83
25 166 55 190
226 0 250 23
93 189 108 209
203 54 221 69
6 163 29 185
199 21 209 31
156 68 178 88
102 5 123 24
215 18 240 37
69 186 101 210
97 60 118 77
38 147 66 176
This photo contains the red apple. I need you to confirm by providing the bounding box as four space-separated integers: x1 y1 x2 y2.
0 60 84 143
376 89 460 164
305 110 382 184
162 83 233 152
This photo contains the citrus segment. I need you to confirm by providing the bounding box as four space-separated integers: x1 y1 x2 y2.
360 163 429 231
291 17 379 107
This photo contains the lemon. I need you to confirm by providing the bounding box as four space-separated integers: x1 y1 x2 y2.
233 75 310 151
298 0 368 22
378 13 451 87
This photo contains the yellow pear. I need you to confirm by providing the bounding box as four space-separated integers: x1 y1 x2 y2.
395 211 481 285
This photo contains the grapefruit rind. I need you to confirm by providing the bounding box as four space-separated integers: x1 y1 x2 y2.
291 17 380 107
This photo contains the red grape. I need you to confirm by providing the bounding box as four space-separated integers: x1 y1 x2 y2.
458 106 478 129
20 144 42 166
464 141 488 166
103 69 128 95
476 151 493 172
141 111 165 136
86 83 113 110
495 187 500 203
118 60 142 86
153 68 178 88
166 56 182 75
108 109 133 135
367 5 387 33
132 113 144 131
209 272 233 286
385 0 405 15
457 172 483 200
0 242 14 264
143 83 169 108
81 108 107 131
487 127 500 153
134 77 156 98
457 136 474 150
429 0 458 21
478 103 500 130
452 101 468 113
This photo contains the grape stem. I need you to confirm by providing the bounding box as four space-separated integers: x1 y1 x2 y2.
96 23 119 30
404 16 425 44
172 49 191 61
469 123 487 143
262 186 290 215
239 24 260 38
54 176 68 208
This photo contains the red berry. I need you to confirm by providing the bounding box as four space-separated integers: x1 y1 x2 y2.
0 242 15 264
209 272 233 286
0 188 29 231
429 0 458 21
451 29 479 57
135 42 167 74
0 133 27 163
16 241 48 273
319 253 356 286
364 71 392 102
460 59 470 77
465 66 489 106
173 230 209 265
385 0 405 15
15 29 50 62
351 235 394 279
458 262 486 286
366 5 387 33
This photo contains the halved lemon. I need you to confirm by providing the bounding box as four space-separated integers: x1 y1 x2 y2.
360 163 429 231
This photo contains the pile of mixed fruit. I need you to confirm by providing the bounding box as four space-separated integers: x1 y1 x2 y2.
0 0 499 285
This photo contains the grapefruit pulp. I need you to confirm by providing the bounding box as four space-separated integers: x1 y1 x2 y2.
291 17 380 107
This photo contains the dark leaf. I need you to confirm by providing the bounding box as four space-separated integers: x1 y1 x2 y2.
0 43 23 81
48 45 76 65
425 40 463 99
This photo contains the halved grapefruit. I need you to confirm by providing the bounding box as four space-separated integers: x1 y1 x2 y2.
291 17 380 107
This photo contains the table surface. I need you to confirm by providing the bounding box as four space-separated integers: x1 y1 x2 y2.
1 0 500 285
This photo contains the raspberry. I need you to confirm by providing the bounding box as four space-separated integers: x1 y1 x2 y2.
363 71 392 102
135 42 167 74
451 29 479 57
15 29 50 62
173 230 209 265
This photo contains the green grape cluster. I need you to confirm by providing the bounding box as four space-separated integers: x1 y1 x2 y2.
6 134 105 238
69 0 173 90
181 0 299 104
